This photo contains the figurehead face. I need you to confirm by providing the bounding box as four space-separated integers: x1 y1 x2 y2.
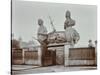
95 40 97 44
38 19 43 26
65 10 71 18
89 40 92 43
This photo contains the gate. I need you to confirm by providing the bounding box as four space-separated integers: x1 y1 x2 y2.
48 44 65 65
42 50 56 66
24 51 38 65
56 47 64 65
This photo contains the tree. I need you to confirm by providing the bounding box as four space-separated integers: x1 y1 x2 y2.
12 39 20 48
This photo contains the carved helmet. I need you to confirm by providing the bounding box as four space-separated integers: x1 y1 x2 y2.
65 10 71 18
38 18 43 25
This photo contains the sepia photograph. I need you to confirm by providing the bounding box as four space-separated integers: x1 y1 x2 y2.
11 0 97 74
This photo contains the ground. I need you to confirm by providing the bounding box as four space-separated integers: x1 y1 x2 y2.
11 65 97 75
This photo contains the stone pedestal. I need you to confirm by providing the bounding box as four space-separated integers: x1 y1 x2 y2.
38 47 42 66
64 43 70 66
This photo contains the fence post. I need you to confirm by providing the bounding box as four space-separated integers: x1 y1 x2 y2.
22 49 25 64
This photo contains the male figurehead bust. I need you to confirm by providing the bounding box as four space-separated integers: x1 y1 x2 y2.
64 10 80 47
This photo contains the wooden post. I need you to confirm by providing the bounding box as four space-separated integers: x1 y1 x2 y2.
22 49 24 64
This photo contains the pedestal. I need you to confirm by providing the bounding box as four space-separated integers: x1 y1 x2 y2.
38 47 42 66
64 43 71 66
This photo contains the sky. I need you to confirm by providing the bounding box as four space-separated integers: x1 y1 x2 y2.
12 0 97 47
